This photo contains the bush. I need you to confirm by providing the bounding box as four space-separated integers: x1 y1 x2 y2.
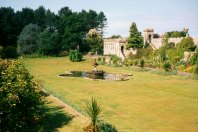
0 46 4 58
110 55 121 64
69 50 83 62
162 61 172 72
0 59 44 131
59 50 69 57
151 69 177 76
139 59 145 68
190 51 198 65
99 122 118 132
133 60 138 66
4 46 18 58
193 65 198 75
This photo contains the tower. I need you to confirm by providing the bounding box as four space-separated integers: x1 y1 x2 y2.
143 28 154 46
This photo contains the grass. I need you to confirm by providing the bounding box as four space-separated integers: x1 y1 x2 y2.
23 56 198 132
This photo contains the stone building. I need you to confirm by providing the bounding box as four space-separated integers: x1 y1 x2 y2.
103 38 136 60
103 28 198 60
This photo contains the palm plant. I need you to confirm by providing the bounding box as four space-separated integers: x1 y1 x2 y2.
85 97 102 132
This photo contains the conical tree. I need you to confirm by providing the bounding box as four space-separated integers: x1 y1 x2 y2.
127 22 143 49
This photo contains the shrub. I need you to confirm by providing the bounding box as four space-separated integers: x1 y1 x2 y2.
69 50 83 62
0 59 44 131
151 69 177 76
139 59 145 68
59 50 69 57
110 55 121 64
4 46 18 58
176 37 196 52
190 51 198 65
99 122 118 132
133 60 138 66
162 61 172 72
0 46 4 58
97 57 102 61
193 65 198 75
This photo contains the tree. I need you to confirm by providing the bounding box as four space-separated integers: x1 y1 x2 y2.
17 24 41 55
46 9 57 31
37 29 60 55
84 97 102 132
0 7 18 47
86 29 103 54
15 8 35 32
34 6 47 30
97 12 107 37
127 22 143 49
0 59 44 131
176 37 196 52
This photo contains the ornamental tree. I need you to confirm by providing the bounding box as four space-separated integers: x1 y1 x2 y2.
86 28 103 55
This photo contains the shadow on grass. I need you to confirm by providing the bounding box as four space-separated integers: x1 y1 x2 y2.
24 102 73 132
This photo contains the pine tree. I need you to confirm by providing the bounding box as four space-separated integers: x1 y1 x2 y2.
127 22 143 49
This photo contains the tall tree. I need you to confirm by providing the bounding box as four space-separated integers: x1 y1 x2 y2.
15 8 35 32
127 22 143 49
0 7 17 47
17 24 41 54
97 12 107 37
34 6 46 29
46 9 57 31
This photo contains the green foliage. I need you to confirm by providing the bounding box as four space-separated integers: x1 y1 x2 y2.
0 6 107 56
86 29 103 55
193 65 198 75
190 50 198 65
167 48 182 64
85 97 101 132
110 55 121 64
176 37 196 52
0 46 4 58
165 31 187 38
157 47 167 62
69 50 83 62
162 61 172 72
0 7 18 48
0 59 44 131
4 46 18 58
140 59 145 68
17 23 41 55
110 35 122 39
99 122 118 132
151 69 177 76
127 22 143 49
37 29 60 55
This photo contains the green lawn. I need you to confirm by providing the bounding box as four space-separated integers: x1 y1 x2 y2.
23 57 198 132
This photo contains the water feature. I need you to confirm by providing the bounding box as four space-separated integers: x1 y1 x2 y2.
59 71 131 81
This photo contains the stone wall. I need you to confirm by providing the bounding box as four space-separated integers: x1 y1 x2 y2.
151 37 198 49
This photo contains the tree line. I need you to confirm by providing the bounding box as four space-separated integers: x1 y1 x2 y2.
0 6 107 58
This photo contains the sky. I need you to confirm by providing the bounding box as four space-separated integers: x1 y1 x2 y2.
0 0 198 37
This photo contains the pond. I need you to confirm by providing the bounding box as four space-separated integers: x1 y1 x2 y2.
59 71 131 81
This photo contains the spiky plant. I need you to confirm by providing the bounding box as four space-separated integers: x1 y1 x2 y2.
85 97 102 132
